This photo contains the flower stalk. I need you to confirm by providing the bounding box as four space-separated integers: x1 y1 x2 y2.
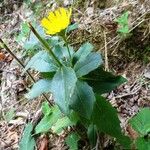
28 23 62 67
63 34 72 61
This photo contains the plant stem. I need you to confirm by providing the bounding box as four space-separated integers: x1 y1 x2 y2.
28 23 62 67
66 40 72 60
63 34 72 66
0 38 52 106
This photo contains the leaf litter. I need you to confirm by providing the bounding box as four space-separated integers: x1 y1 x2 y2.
0 0 150 149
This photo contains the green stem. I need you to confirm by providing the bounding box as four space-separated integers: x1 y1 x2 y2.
63 34 72 66
28 23 62 67
66 40 72 60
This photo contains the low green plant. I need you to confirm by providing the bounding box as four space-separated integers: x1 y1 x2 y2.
129 108 150 150
4 108 15 122
19 7 132 149
115 11 130 37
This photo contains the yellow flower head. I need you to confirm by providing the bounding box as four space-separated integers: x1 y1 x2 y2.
41 7 72 35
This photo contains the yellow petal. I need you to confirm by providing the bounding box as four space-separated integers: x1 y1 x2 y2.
41 7 72 35
41 18 51 30
48 12 55 20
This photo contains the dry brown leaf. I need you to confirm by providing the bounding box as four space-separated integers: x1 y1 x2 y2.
38 135 49 150
0 52 6 61
126 124 139 140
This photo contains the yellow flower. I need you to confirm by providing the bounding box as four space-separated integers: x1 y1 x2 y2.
41 7 72 35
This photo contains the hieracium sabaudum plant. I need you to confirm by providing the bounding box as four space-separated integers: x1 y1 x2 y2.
20 7 132 149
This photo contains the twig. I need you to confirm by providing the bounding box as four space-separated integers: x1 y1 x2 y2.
103 31 109 71
96 133 100 150
115 85 141 99
0 38 35 81
111 41 120 55
0 38 52 106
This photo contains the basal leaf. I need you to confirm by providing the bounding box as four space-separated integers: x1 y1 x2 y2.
65 133 80 150
135 137 150 150
25 51 58 72
87 124 97 147
51 66 77 115
84 67 127 94
70 80 95 119
74 52 102 78
4 108 15 122
73 42 93 64
69 111 80 124
129 108 150 136
19 123 35 150
42 102 51 116
92 95 131 148
35 105 61 134
26 79 52 99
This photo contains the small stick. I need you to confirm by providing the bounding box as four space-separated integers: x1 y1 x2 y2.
0 38 35 81
0 38 52 106
103 31 109 71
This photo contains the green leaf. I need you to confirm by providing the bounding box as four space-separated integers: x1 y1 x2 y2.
16 22 30 44
52 45 63 59
4 108 15 122
116 12 129 24
129 108 150 136
116 11 129 35
40 72 55 79
87 124 97 147
35 105 61 134
25 51 58 72
84 67 127 94
53 44 74 59
135 137 150 150
74 52 102 78
92 95 131 148
51 66 77 115
66 23 78 33
118 26 129 34
52 116 75 134
69 111 80 124
62 46 74 58
73 42 93 64
21 22 30 35
70 80 95 119
65 133 80 150
42 102 51 116
19 123 36 150
48 36 60 47
23 25 45 50
26 79 52 99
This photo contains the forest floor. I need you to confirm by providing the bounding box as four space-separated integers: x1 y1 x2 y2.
0 0 150 149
